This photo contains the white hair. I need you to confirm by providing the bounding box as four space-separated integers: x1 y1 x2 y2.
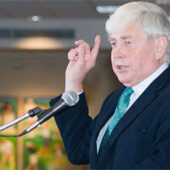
106 1 170 63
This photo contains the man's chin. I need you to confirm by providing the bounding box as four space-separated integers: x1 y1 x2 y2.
118 77 133 87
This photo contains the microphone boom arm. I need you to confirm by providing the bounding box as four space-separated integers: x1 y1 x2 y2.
0 113 29 131
0 107 44 132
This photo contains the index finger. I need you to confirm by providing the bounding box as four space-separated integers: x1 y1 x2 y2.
91 35 101 58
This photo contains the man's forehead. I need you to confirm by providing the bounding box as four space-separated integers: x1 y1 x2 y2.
108 26 146 41
108 35 134 41
109 29 147 41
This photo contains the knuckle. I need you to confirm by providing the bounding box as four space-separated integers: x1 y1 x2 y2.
68 48 73 55
68 48 76 57
91 62 96 68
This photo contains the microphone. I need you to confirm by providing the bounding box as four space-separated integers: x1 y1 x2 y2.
20 91 79 136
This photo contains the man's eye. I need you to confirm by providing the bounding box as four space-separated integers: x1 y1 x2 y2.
125 40 132 46
111 42 117 48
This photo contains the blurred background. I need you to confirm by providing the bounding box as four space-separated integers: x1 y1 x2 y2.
0 0 169 169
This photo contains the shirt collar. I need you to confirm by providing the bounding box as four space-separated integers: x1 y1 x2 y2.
132 62 169 97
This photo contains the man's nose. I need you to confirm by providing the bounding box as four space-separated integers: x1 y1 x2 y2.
112 44 124 58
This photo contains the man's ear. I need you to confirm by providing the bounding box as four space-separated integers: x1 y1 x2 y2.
154 36 168 60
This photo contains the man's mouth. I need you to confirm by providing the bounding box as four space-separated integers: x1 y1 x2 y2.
116 65 128 70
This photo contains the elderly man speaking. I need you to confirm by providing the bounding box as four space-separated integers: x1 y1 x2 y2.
50 1 170 169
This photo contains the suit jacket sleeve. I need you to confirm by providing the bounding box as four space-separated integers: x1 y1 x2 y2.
50 92 94 165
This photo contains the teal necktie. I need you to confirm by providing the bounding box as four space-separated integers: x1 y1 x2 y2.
98 87 134 157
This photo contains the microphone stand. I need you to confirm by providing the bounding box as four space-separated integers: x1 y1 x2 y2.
0 107 43 132
0 113 29 131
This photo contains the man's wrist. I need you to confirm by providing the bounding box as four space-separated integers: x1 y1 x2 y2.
78 91 83 95
65 81 83 94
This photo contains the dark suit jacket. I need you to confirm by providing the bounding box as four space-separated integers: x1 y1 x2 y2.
50 66 170 169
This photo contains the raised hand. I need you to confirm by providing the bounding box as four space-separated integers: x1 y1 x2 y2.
65 35 101 93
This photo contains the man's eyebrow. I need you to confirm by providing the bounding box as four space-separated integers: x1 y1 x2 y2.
121 35 133 39
108 35 133 41
108 37 116 41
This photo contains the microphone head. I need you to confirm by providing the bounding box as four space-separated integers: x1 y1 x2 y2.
61 91 79 106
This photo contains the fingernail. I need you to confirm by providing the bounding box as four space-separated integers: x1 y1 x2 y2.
95 36 98 42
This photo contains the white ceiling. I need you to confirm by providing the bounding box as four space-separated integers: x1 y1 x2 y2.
0 0 169 19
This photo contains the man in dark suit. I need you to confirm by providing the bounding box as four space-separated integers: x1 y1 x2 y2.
50 1 170 169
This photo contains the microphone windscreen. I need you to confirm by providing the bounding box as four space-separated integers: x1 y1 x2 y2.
61 91 79 106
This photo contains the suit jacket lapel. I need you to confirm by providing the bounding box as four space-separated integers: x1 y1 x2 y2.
95 87 125 139
107 88 156 149
90 88 125 167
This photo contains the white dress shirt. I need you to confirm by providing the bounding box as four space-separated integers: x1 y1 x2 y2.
96 62 169 153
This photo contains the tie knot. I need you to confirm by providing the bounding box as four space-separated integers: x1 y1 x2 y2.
122 87 134 97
